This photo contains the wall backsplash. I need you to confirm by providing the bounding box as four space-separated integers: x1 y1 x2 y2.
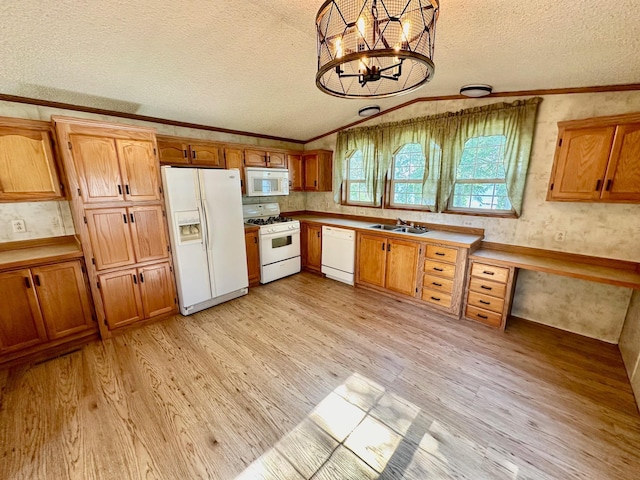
0 200 75 243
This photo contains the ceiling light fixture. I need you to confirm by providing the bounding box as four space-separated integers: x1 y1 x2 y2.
358 105 381 117
316 0 440 99
459 84 493 97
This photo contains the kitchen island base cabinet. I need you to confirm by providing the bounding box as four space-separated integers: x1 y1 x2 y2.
99 262 176 330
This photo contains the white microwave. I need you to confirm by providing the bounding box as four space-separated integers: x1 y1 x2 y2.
245 167 289 197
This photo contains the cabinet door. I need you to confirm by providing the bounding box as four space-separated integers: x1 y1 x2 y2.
245 149 266 167
245 230 261 286
225 147 246 193
356 233 387 288
304 224 322 271
288 154 304 191
0 270 47 354
70 134 124 203
86 208 136 270
157 138 190 165
601 122 640 201
304 153 319 191
267 151 287 168
138 263 176 318
116 139 161 201
549 126 615 200
385 239 420 296
99 269 144 329
0 128 61 200
32 261 94 340
129 205 169 263
190 142 223 167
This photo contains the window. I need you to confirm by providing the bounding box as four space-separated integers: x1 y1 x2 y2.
345 150 374 205
389 143 438 209
449 135 513 212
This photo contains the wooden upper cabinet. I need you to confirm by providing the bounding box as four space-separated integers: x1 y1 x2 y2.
288 153 304 191
224 147 245 192
0 123 62 202
385 239 420 297
303 150 333 192
0 269 48 354
601 122 640 201
138 262 175 318
99 268 144 329
356 233 387 288
129 205 169 263
70 134 125 203
117 139 161 201
245 149 287 168
547 113 640 203
548 126 614 200
86 208 136 270
31 261 94 340
157 138 190 165
189 142 223 167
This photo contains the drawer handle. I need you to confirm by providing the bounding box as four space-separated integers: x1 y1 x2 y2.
477 313 488 319
483 271 495 275
435 252 445 256
431 296 441 301
479 300 490 305
433 267 443 272
432 282 442 287
480 285 492 290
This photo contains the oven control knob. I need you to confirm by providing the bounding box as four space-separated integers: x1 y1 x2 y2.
269 227 275 233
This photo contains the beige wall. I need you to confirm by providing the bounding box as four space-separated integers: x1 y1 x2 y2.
303 91 640 343
0 99 303 242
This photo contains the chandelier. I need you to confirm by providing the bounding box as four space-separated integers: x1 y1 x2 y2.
315 0 439 98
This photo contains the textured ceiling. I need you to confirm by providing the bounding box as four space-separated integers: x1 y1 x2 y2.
0 1 639 141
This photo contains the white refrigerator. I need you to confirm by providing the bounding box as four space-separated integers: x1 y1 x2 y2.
162 166 248 315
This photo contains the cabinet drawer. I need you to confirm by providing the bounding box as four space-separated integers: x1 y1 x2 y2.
468 277 507 298
426 245 458 264
422 288 452 309
423 260 456 279
467 291 505 314
471 262 510 283
465 305 502 328
422 274 453 294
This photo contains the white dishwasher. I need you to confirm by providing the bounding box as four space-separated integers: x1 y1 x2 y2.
321 226 356 285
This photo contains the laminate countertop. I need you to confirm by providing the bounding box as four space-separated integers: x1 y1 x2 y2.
0 236 84 272
291 214 483 249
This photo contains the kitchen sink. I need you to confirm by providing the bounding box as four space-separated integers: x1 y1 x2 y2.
369 224 428 235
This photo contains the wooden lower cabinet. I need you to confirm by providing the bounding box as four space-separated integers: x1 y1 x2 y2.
32 261 94 340
356 233 420 296
0 269 48 354
302 223 322 273
0 260 97 360
463 260 516 329
99 262 175 330
245 229 260 286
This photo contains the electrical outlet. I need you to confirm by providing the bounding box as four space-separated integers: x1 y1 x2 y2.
554 231 566 242
12 219 26 233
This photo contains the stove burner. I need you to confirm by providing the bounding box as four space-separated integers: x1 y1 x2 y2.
246 216 294 226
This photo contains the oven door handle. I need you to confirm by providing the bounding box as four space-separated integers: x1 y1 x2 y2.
260 229 300 240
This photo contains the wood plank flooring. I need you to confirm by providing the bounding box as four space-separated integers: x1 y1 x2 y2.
1 272 639 479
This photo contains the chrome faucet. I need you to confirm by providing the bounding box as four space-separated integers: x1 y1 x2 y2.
396 217 409 226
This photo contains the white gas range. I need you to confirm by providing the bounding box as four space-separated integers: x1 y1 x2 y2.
242 203 301 284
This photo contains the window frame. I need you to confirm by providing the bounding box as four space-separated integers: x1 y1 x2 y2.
342 149 377 207
445 135 517 217
384 143 434 212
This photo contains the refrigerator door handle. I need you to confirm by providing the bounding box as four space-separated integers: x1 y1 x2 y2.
201 199 214 251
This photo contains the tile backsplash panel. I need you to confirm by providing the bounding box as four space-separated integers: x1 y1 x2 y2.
0 200 75 242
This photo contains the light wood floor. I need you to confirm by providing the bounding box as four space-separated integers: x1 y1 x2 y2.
1 272 639 479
